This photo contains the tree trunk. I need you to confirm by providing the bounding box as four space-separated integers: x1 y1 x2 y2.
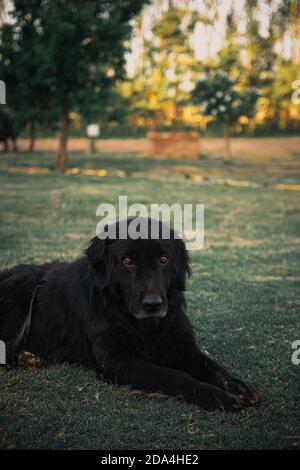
28 121 35 152
56 109 69 171
224 120 232 160
90 138 96 153
247 118 256 136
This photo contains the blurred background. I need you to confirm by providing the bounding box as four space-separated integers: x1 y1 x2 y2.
0 0 299 169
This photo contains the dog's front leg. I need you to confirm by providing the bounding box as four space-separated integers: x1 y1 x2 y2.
175 344 261 406
100 357 245 411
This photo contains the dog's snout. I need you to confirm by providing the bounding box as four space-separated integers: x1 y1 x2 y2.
142 293 162 313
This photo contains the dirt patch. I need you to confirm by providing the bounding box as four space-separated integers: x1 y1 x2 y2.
15 136 300 161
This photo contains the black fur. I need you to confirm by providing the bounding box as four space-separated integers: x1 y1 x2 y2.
0 218 260 410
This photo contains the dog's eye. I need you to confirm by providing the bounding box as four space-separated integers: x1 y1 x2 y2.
159 255 169 265
122 256 134 267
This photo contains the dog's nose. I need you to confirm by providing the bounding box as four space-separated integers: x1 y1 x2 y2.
142 293 162 313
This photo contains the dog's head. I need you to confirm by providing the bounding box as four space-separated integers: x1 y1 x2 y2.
85 217 190 322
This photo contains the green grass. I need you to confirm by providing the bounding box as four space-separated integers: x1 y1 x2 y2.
0 150 299 450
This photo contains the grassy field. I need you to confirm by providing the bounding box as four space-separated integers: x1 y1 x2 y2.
0 146 299 450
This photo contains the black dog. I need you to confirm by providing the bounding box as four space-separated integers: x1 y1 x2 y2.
0 218 260 410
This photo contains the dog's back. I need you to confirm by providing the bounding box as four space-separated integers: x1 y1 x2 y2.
0 263 58 360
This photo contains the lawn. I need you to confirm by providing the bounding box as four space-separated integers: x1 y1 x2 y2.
0 147 299 450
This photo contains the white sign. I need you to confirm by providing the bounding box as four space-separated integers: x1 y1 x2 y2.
87 124 100 138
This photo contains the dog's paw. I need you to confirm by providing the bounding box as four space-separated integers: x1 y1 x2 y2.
214 372 261 406
202 388 245 411
18 351 43 368
193 383 246 411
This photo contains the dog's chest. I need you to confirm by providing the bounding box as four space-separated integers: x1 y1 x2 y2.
133 331 165 364
140 344 159 362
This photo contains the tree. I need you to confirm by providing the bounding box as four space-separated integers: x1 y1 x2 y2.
128 1 201 129
245 2 277 87
192 72 259 159
266 60 300 130
3 0 147 169
0 17 56 152
217 8 241 78
219 1 277 135
243 0 300 132
273 0 300 64
0 0 7 24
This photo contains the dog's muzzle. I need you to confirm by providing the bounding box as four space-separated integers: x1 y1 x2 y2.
134 293 167 319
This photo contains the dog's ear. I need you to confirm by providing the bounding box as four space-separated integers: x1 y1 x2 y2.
85 236 107 270
174 238 191 291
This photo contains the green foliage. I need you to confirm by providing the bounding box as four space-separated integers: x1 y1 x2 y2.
0 0 147 131
217 8 241 76
271 60 299 105
273 0 300 38
128 1 201 128
192 72 259 123
0 19 54 133
1 0 299 137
